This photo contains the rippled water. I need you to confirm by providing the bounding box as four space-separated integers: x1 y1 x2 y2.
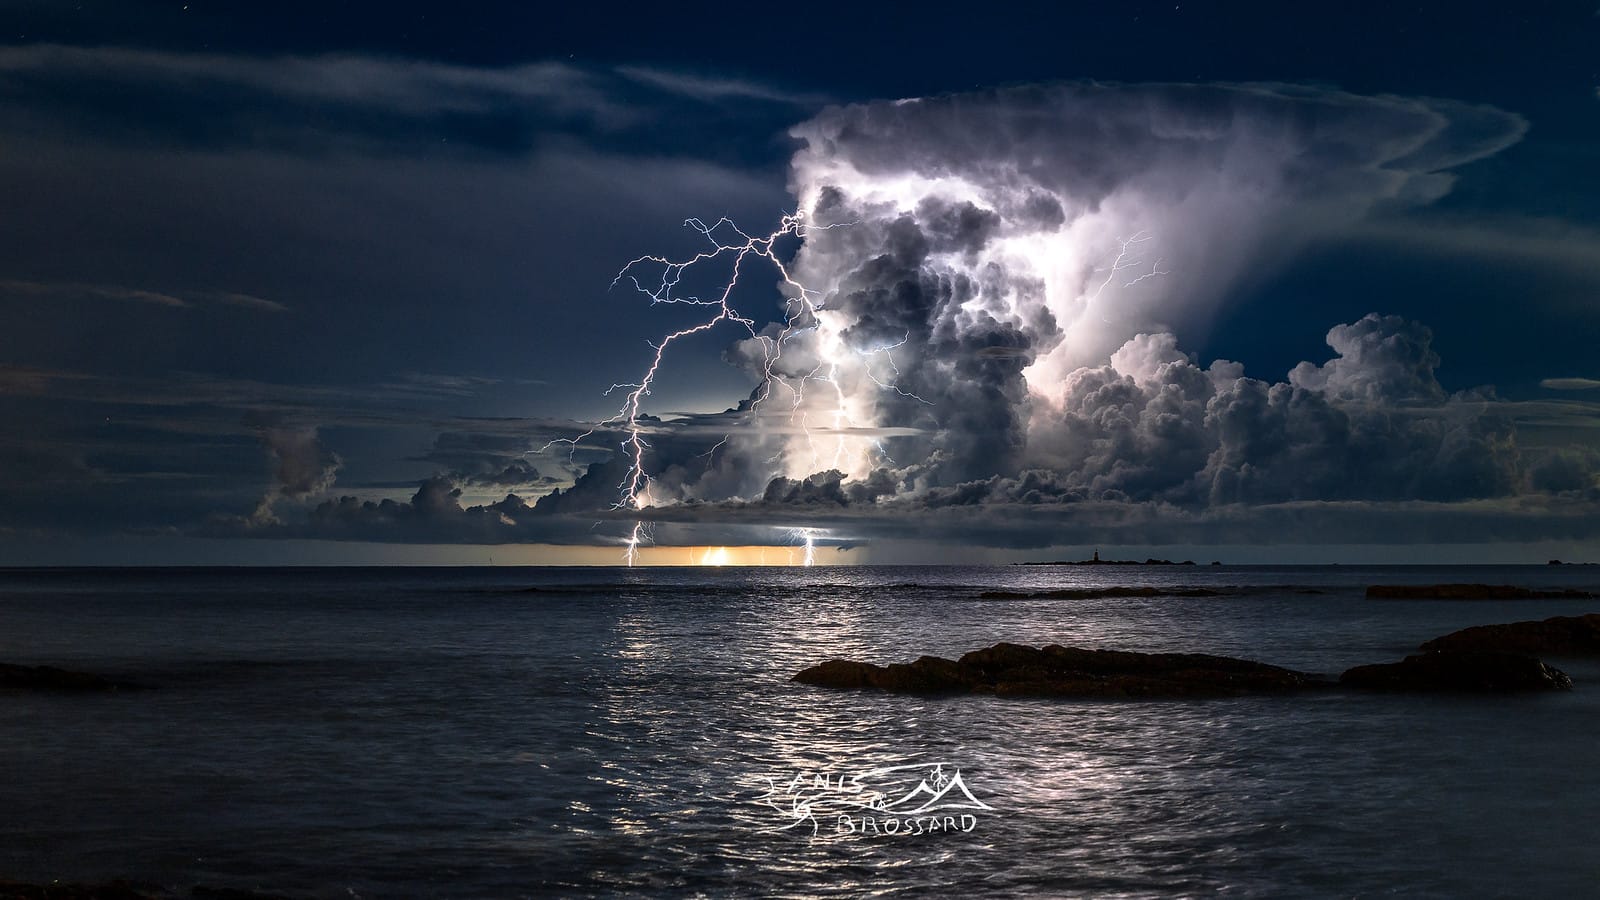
3 565 1600 897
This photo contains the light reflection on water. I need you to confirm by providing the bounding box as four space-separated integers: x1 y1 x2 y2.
1 565 1599 896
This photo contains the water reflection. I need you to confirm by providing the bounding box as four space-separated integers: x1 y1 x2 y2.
6 566 1600 896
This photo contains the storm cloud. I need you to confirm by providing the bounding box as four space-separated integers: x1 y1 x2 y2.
247 424 342 525
176 82 1600 552
520 83 1595 552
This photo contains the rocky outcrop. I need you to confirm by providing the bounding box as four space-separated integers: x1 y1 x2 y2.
793 642 1316 698
1365 584 1596 600
795 657 976 693
0 662 147 692
1418 613 1600 656
1339 651 1572 692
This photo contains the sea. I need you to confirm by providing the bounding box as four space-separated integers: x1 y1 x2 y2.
3 564 1599 898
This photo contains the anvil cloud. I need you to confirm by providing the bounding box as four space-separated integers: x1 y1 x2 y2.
7 57 1592 558
252 82 1597 554
501 83 1597 552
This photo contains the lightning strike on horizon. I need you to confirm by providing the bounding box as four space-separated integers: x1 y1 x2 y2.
506 84 1529 569
622 521 644 567
788 527 818 567
548 213 920 564
545 207 1179 565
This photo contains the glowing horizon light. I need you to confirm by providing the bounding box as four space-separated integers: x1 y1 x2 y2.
658 545 830 566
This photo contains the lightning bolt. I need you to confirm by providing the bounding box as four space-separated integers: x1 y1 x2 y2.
788 526 818 567
1089 231 1168 301
548 211 1168 565
547 212 909 565
622 521 645 568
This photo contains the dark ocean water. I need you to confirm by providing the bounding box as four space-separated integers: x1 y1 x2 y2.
3 565 1600 898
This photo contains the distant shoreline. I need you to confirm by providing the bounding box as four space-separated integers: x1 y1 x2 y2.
1013 555 1213 566
0 561 1597 570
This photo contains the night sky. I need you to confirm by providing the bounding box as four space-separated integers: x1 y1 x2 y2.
2 1 1598 564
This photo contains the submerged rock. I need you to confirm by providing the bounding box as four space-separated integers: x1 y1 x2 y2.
1419 613 1600 656
1339 651 1572 692
0 662 147 692
793 641 1316 698
1365 584 1596 600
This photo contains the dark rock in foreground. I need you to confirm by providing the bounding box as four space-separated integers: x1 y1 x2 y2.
1339 651 1572 692
1365 584 1596 600
1419 613 1600 656
794 642 1316 698
978 586 1223 600
0 663 148 692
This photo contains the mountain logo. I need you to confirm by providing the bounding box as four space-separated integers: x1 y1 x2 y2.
878 763 993 815
753 760 995 837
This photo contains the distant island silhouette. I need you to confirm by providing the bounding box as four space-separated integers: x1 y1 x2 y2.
1015 549 1217 566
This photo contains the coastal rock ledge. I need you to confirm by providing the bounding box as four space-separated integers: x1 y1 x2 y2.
1418 613 1600 656
793 642 1317 698
1365 584 1596 600
1339 651 1572 692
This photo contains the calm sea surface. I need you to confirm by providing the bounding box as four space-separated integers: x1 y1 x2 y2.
3 565 1600 898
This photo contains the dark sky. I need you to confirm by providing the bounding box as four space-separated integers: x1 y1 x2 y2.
2 1 1597 564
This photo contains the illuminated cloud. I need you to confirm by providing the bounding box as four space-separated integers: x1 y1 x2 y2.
0 45 817 159
246 424 342 525
745 83 1525 485
14 71 1587 557
406 81 1598 555
1542 377 1600 391
581 83 1535 513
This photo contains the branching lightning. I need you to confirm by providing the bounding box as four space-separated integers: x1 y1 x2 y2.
546 204 1169 566
547 213 915 565
1090 232 1168 301
787 527 818 567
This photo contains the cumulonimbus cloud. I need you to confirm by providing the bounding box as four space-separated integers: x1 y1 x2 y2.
245 423 342 526
606 84 1546 505
227 82 1600 550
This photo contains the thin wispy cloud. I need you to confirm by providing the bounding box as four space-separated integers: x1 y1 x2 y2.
0 45 826 158
1542 377 1600 391
0 279 291 313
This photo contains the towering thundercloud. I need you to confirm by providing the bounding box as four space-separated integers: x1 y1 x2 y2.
750 83 1523 486
512 80 1600 559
